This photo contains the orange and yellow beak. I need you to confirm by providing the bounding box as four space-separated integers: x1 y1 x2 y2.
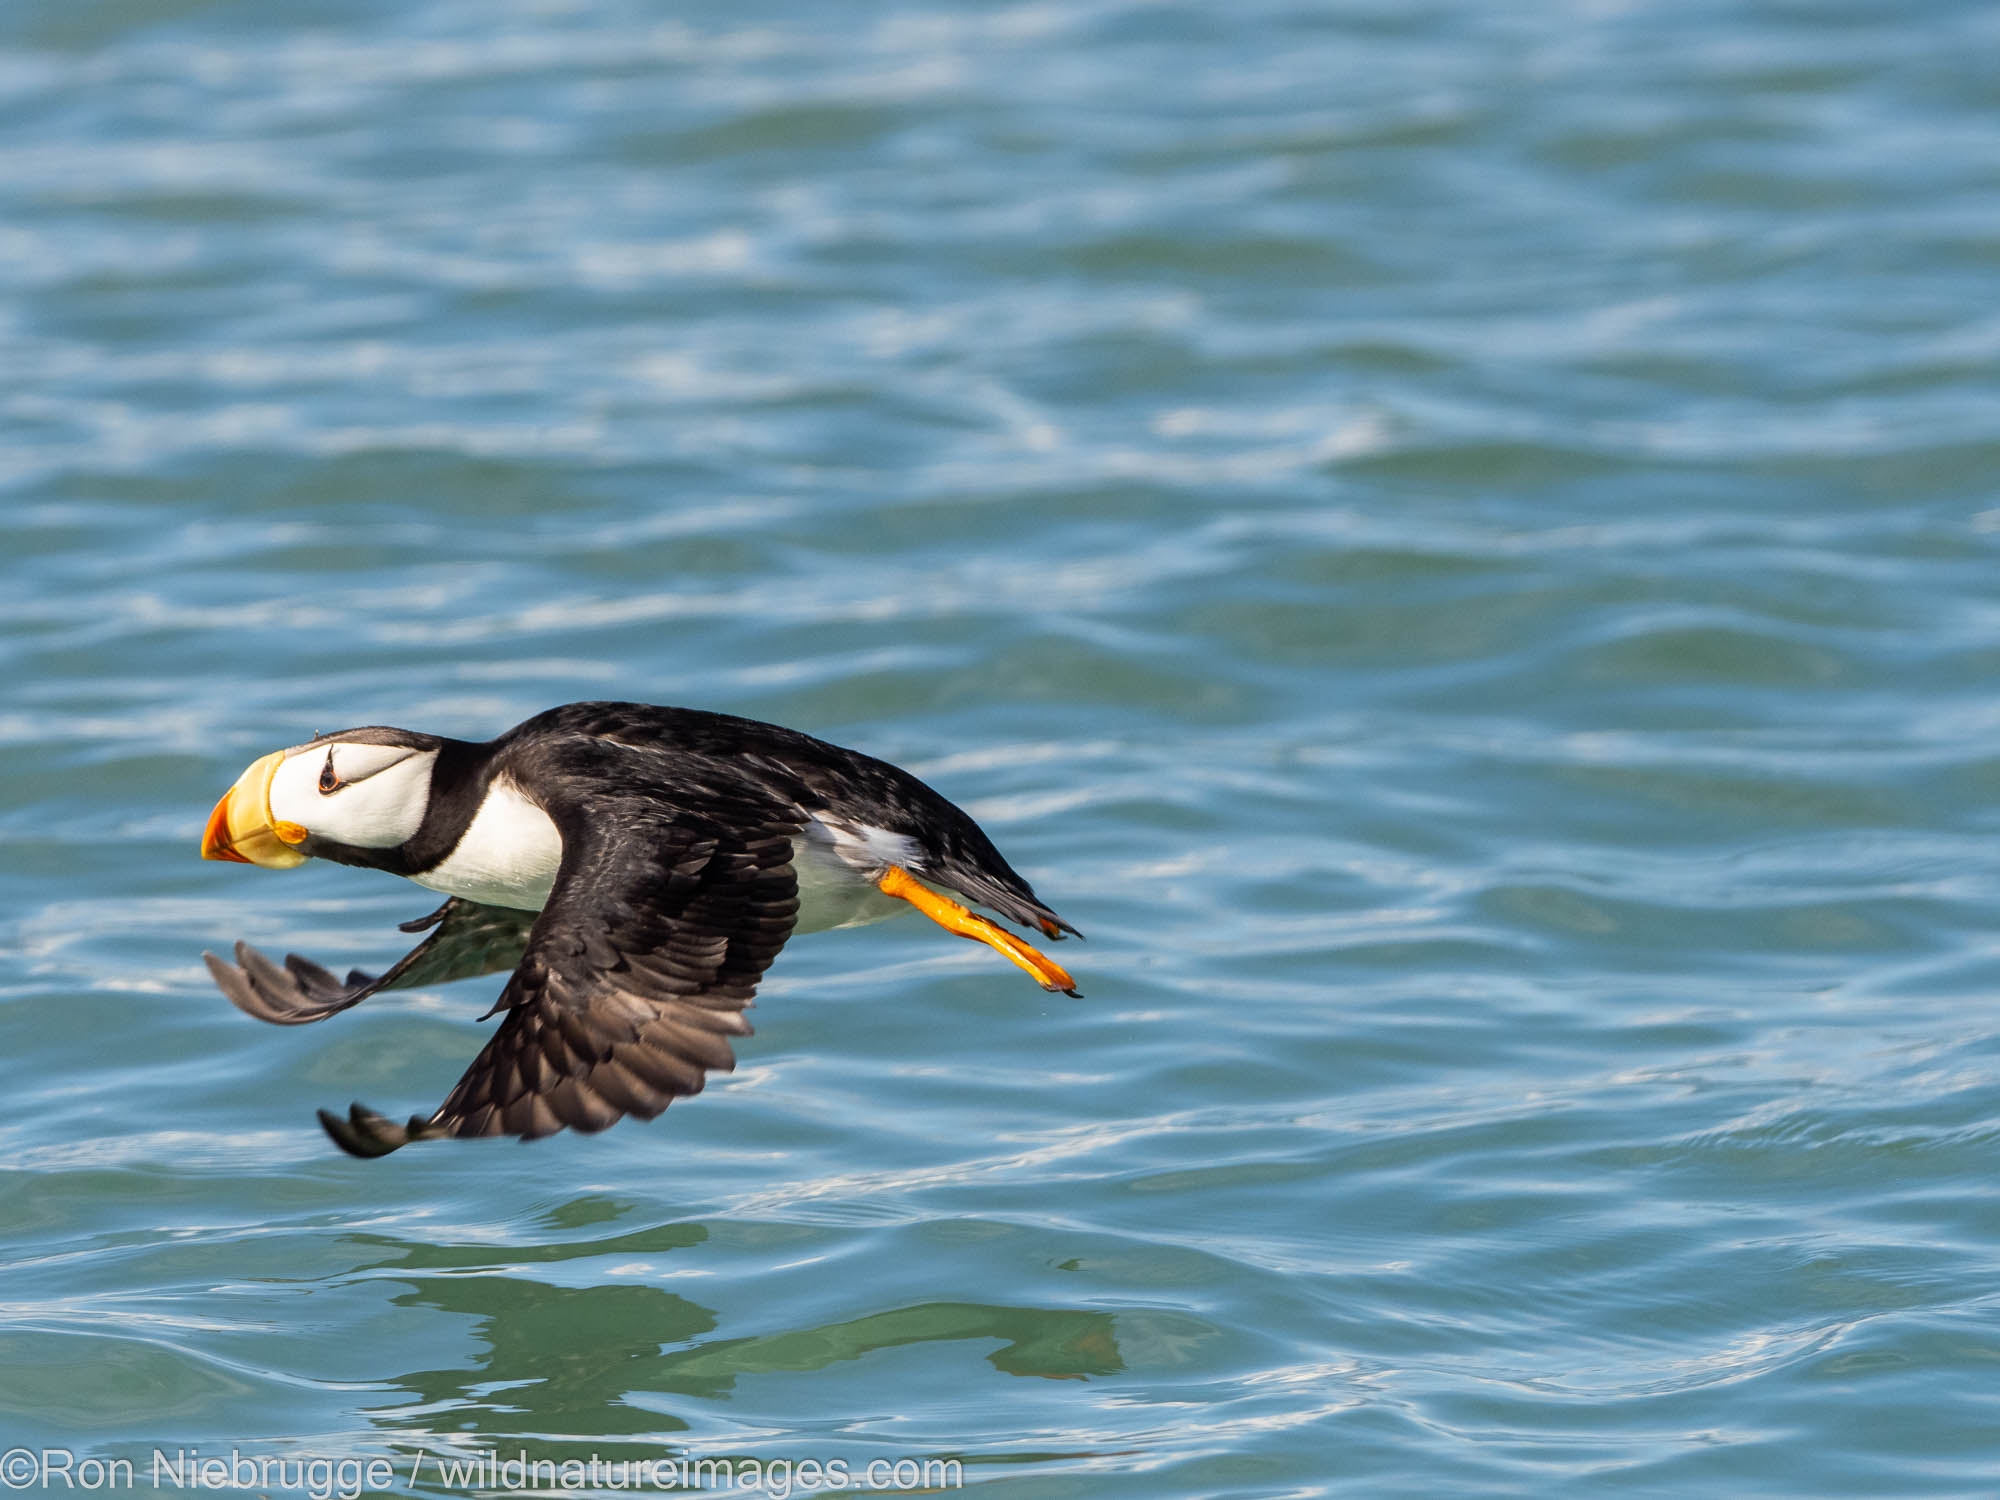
200 751 311 869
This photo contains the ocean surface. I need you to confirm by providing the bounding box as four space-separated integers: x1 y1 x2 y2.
3 1 1999 1495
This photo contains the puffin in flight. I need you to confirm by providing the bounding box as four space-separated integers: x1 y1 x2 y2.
199 701 1078 1157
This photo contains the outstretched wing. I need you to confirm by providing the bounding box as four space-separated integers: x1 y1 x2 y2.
204 898 540 1026
320 796 801 1157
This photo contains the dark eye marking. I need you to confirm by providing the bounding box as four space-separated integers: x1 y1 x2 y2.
318 751 344 795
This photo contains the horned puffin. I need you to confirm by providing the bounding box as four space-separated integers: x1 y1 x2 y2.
200 701 1078 1158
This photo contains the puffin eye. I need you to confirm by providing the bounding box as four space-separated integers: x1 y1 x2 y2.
318 752 344 795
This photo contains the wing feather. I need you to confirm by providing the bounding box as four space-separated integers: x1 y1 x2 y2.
318 793 801 1157
204 899 539 1026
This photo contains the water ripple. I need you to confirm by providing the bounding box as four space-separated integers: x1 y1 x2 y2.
3 0 2000 1493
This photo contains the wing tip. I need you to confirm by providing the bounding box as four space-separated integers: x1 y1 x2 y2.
318 1102 415 1159
205 939 359 1025
397 899 455 934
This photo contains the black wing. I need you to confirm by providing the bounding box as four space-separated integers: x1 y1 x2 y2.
319 797 801 1157
204 898 540 1026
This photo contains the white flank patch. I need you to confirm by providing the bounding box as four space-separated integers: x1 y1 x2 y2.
412 777 565 912
412 801 920 929
790 817 918 935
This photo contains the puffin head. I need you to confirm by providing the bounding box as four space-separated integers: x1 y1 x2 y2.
201 728 443 869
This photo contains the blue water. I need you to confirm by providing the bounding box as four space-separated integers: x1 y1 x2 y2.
4 1 2000 1494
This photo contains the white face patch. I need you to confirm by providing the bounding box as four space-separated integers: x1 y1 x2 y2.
410 777 564 912
267 742 438 850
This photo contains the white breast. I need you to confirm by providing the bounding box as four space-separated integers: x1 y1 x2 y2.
411 778 565 912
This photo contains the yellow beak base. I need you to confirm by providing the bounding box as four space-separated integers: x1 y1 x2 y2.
200 751 310 869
